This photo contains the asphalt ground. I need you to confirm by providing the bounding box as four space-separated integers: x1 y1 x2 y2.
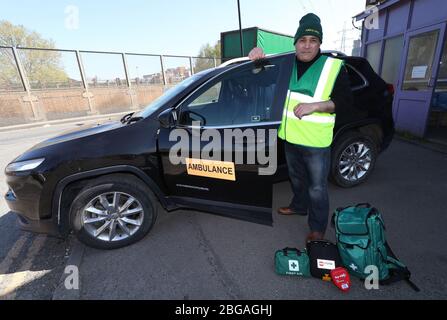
75 137 447 300
0 118 446 300
0 116 123 300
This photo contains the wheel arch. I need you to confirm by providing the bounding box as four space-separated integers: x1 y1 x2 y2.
334 119 383 150
330 128 379 188
52 165 172 236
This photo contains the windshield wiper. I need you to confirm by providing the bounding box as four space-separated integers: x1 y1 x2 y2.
120 112 144 124
120 112 135 124
126 116 144 124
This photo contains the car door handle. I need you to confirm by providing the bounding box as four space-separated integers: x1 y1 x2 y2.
234 138 258 144
234 141 249 145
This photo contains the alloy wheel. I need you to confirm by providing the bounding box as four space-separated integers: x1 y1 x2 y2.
81 192 144 242
338 142 372 182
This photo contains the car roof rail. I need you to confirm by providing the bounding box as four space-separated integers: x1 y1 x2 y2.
216 50 354 68
218 51 296 68
218 56 251 68
322 50 348 57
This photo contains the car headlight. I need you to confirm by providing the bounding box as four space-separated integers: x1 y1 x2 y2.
5 158 45 173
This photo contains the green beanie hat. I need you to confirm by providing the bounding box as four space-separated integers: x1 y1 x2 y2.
294 13 323 44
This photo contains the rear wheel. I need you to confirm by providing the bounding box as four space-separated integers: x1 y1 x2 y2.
69 174 157 249
330 131 378 187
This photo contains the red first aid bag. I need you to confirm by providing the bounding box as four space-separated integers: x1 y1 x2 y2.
330 267 351 292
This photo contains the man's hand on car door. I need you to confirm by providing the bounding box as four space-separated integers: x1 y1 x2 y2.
248 47 266 60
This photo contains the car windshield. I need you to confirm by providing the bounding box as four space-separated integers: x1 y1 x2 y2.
136 69 213 118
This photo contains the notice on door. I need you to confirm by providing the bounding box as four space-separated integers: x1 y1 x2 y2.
186 158 236 181
411 66 428 79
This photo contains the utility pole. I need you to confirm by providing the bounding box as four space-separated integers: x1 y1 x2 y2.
237 0 244 57
335 22 360 54
341 22 347 52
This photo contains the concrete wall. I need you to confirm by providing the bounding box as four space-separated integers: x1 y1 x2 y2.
36 89 90 121
0 85 165 127
0 92 35 126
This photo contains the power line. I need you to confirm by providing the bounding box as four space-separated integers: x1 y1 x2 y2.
306 0 315 12
237 0 244 57
298 0 307 13
340 22 347 53
334 21 362 53
328 0 335 12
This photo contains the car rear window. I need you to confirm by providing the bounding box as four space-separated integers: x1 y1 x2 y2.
346 65 366 89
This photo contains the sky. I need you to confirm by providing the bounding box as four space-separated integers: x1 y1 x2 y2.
1 0 367 80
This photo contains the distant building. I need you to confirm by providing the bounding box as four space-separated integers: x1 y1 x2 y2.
143 66 192 85
143 73 162 84
165 66 190 83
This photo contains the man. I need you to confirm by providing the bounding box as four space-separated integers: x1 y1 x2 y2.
249 13 353 242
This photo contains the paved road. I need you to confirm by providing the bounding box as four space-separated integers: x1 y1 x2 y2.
0 120 446 300
0 117 120 299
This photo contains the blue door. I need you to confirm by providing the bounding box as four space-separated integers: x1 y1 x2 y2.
394 23 446 137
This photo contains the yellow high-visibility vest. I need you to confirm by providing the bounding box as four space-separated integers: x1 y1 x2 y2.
278 55 343 147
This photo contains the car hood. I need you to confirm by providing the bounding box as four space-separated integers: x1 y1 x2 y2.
27 120 123 152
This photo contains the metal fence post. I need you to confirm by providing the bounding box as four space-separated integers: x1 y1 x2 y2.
214 57 217 68
122 53 131 88
76 50 88 90
122 53 139 110
12 47 42 120
160 55 167 86
189 56 194 76
11 47 30 93
76 50 96 114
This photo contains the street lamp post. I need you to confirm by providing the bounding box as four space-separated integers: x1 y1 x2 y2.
237 0 244 57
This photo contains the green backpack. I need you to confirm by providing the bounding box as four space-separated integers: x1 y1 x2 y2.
332 203 419 291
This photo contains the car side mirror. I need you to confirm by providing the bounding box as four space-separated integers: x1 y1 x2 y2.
158 108 176 128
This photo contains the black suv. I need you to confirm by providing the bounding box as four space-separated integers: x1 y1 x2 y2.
4 52 394 249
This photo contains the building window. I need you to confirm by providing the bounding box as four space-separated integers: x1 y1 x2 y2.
366 41 381 74
403 30 439 91
381 35 404 85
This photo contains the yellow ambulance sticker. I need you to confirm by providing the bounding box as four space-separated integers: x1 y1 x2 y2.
185 158 236 181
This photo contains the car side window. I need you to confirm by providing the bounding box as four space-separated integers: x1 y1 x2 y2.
178 63 281 127
346 64 368 91
189 83 222 107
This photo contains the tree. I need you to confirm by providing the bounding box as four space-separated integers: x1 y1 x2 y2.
194 41 221 73
0 20 69 90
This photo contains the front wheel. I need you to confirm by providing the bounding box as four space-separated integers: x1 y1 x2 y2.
330 131 378 188
69 174 157 249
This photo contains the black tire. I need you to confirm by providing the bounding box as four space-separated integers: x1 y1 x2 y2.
69 174 157 249
330 131 378 188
